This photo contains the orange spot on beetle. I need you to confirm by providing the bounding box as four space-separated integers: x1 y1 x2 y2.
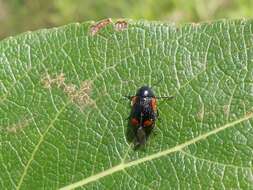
143 120 153 127
131 118 139 126
151 98 157 111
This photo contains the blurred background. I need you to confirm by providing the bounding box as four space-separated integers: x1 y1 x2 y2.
1 0 253 39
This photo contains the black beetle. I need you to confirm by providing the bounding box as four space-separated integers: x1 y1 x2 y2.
126 86 173 146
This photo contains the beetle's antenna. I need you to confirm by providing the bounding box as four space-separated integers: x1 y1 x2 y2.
151 75 175 100
156 96 174 99
123 95 134 100
152 76 163 89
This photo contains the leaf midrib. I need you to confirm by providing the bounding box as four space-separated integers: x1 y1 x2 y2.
60 112 253 190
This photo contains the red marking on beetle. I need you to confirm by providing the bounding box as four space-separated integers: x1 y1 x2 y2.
90 18 112 36
115 20 128 31
131 118 139 126
151 98 157 111
143 120 153 127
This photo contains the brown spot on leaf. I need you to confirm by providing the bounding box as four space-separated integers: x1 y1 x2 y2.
6 116 32 134
192 22 200 27
90 18 112 36
197 106 204 121
41 75 52 89
115 20 128 31
42 73 94 107
41 73 65 89
64 80 93 107
246 110 253 117
223 105 229 115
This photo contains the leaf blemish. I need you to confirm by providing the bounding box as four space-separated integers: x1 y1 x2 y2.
42 73 65 89
90 18 112 36
246 110 253 117
115 20 128 31
42 73 94 107
223 105 230 115
65 80 94 107
197 105 204 121
192 22 200 27
6 116 32 134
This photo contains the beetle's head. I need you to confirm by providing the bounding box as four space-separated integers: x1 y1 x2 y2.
136 86 154 98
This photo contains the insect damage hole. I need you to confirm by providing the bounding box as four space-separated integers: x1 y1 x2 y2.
90 18 112 36
41 73 94 108
115 20 128 31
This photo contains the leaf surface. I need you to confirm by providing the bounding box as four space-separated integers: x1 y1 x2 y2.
1 19 253 189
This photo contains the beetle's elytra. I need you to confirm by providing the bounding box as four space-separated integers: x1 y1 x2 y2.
126 86 173 146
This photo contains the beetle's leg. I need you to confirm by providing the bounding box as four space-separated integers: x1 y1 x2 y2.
151 123 158 135
150 109 158 121
123 95 134 100
156 96 174 100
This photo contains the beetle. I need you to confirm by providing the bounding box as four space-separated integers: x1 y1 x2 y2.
126 86 173 146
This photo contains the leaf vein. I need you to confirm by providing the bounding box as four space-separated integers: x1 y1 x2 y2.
16 102 70 190
60 111 253 190
180 150 252 170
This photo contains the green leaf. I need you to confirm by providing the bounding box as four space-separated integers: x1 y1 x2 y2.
1 19 253 189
